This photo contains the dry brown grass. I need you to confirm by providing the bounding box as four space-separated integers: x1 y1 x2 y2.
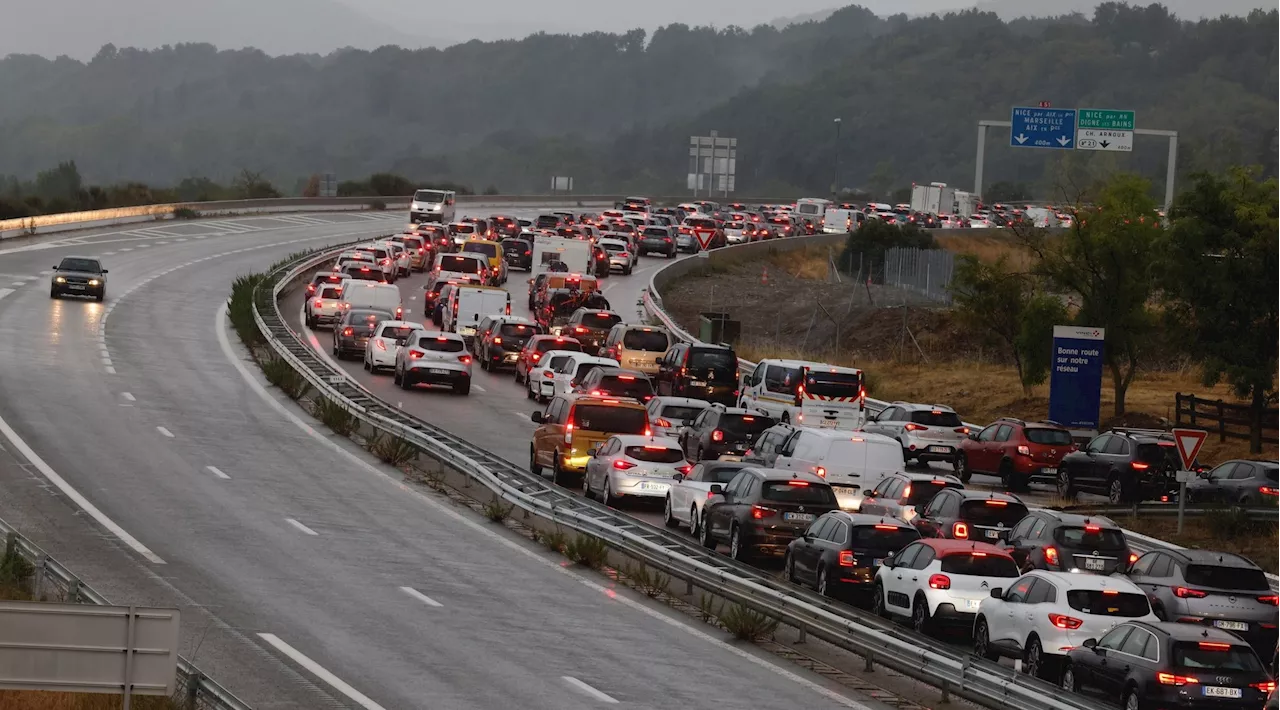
1114 516 1279 575
934 232 1040 270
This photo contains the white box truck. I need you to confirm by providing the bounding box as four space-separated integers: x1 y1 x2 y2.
954 191 979 218
909 183 957 215
532 236 592 278
444 285 510 340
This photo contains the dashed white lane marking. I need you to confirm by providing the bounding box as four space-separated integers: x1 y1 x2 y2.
0 413 164 564
0 288 12 301
175 238 187 242
156 426 174 438
39 270 53 275
120 248 133 252
256 634 387 710
398 586 443 608
102 251 116 256
472 384 486 393
104 366 116 375
136 244 151 248
121 392 135 401
9 282 24 287
562 677 619 704
206 465 231 480
285 518 319 536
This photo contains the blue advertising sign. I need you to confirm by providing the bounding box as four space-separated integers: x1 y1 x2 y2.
1010 107 1077 149
1048 326 1106 429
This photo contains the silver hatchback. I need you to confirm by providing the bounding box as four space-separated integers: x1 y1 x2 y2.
863 402 969 466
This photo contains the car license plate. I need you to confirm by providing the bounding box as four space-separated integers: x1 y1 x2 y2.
1084 558 1106 571
1041 467 1057 476
985 529 1000 539
819 419 838 428
639 482 669 492
927 445 950 453
965 599 982 610
428 368 450 375
689 380 706 387
873 558 885 567
783 512 815 523
68 284 86 290
1203 687 1242 698
504 353 518 361
1214 620 1249 632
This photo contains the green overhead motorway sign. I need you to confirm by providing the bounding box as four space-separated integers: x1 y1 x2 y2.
1076 108 1135 152
1077 109 1135 130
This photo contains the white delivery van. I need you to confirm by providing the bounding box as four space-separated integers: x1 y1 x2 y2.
532 235 591 278
773 429 904 511
822 208 866 234
434 253 488 284
444 285 510 339
339 282 403 320
739 359 866 429
409 188 456 223
794 197 832 222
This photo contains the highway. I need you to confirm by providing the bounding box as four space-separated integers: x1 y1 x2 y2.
0 209 882 710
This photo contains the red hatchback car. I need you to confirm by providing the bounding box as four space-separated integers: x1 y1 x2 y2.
955 417 1077 491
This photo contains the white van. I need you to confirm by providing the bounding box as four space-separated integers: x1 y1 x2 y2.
339 282 403 320
822 208 866 234
773 429 904 510
444 285 510 339
433 253 488 284
795 197 832 222
409 188 456 224
739 359 866 429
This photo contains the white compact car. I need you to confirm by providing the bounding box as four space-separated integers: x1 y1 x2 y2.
394 331 473 395
305 283 346 329
525 349 581 402
379 240 412 278
973 570 1158 680
872 539 1021 637
664 460 749 536
645 396 711 440
354 243 398 283
538 353 619 401
597 237 635 274
364 320 425 373
583 435 690 507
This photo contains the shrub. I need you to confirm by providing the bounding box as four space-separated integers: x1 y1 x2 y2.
564 535 610 569
367 199 387 211
482 499 515 523
368 433 418 467
719 604 779 641
261 357 311 400
539 529 568 554
1206 507 1263 539
172 206 199 219
622 562 670 598
227 273 266 347
311 397 356 437
0 546 35 599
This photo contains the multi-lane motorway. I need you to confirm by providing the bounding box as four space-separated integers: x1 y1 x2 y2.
0 208 883 710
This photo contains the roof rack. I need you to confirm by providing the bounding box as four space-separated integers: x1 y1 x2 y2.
1110 427 1169 438
996 416 1025 425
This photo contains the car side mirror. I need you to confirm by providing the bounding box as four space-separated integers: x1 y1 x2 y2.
968 432 980 441
101 269 109 274
881 555 895 569
672 473 684 482
709 484 724 495
990 587 1003 598
530 411 544 424
588 444 601 457
1083 638 1098 650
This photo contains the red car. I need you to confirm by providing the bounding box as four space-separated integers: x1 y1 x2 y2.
955 417 1077 492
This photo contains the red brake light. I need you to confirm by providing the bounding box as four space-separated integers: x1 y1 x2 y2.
1085 525 1101 532
874 524 899 530
1044 546 1059 565
1257 595 1278 605
1049 614 1083 630
543 371 554 379
1198 642 1233 651
493 337 502 345
314 300 324 308
953 522 969 539
655 418 672 428
1174 587 1208 598
956 427 970 435
787 481 810 487
1131 461 1150 470
741 415 754 421
1253 681 1277 694
676 464 693 475
1016 445 1031 456
1102 589 1119 595
901 484 912 500
342 327 353 336
815 466 826 478
904 423 925 431
750 505 776 519
1158 672 1200 686
530 352 541 362
1128 552 1139 565
375 339 386 351
838 550 855 567
408 350 423 359
458 355 471 364
618 375 635 381
928 574 951 590
985 499 1008 506
612 460 637 470
711 430 724 442
1261 486 1278 496
575 326 588 333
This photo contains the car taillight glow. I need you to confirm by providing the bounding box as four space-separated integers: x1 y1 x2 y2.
458 355 471 364
1257 595 1278 605
1128 552 1139 564
493 337 502 345
612 460 637 470
408 350 424 359
1016 445 1030 456
953 522 969 538
1158 672 1199 686
531 352 541 361
342 327 353 336
1049 613 1083 629
676 464 693 474
956 427 970 435
375 339 386 350
985 499 1008 506
655 418 672 428
1261 486 1278 496
815 466 826 478
1131 461 1150 470
1174 587 1207 598
838 550 855 567
874 524 899 530
314 300 324 308
904 423 925 431
711 430 724 442
1251 681 1277 693
750 505 776 519
787 481 810 487
1199 642 1233 651
1085 525 1101 532
928 574 950 589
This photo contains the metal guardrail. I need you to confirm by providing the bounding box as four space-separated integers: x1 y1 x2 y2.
0 517 252 710
251 243 1105 710
1057 504 1279 520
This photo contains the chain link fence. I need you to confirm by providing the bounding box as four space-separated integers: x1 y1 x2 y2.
882 246 955 304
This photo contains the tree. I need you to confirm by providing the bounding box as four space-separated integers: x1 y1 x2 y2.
948 254 1067 393
231 169 281 199
1160 166 1279 453
867 160 896 200
301 174 321 198
1021 173 1162 415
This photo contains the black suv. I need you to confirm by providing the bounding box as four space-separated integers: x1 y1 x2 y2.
501 238 534 272
559 308 622 355
785 512 921 600
1004 510 1134 574
656 343 740 406
699 468 840 562
1057 428 1185 504
912 489 1028 542
680 405 776 461
1128 548 1278 658
574 367 654 402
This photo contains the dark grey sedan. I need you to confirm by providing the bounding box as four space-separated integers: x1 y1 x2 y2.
50 256 108 301
332 308 393 360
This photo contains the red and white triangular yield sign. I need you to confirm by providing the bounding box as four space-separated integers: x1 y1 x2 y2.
1171 428 1208 471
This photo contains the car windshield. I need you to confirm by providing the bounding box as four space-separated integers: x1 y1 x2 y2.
699 464 746 483
573 363 608 381
1172 642 1264 671
379 325 417 339
536 338 582 354
909 410 963 427
535 216 560 228
762 481 837 504
503 241 530 254
659 405 705 422
581 313 621 330
804 371 861 398
58 258 101 272
318 286 343 299
622 330 670 352
849 525 921 550
570 405 647 434
718 413 775 439
904 480 960 505
939 552 1020 577
1184 565 1270 591
1066 590 1150 617
343 267 379 280
417 336 464 352
1025 427 1073 445
624 446 685 463
462 242 498 258
438 255 483 274
451 224 475 234
414 190 446 203
1054 526 1128 550
959 500 1029 525
687 219 715 229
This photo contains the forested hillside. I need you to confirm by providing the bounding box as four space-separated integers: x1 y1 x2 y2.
0 3 1273 196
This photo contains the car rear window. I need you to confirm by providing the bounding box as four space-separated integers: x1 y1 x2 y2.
1184 565 1270 591
804 371 861 398
660 405 705 422
462 242 498 259
574 363 609 381
452 224 476 234
1054 526 1128 550
904 480 960 505
581 313 622 330
342 267 380 280
601 242 627 252
718 413 775 439
500 323 536 337
503 241 531 254
940 552 1020 577
399 236 424 249
959 500 1029 525
689 349 737 371
762 481 837 504
1066 590 1150 617
438 255 483 273
909 410 963 427
536 338 582 354
417 336 464 352
347 309 391 323
643 228 669 236
571 405 647 434
687 219 716 229
1172 642 1264 671
1025 427 1073 445
597 375 654 399
1136 442 1182 468
318 286 343 299
622 330 670 352
379 325 417 339
624 446 685 463
848 525 921 550
700 464 746 483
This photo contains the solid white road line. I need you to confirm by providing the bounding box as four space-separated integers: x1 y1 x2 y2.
0 414 165 564
398 586 443 608
562 676 619 704
104 366 117 375
285 518 319 536
256 633 389 710
0 288 13 301
156 426 174 438
206 465 231 480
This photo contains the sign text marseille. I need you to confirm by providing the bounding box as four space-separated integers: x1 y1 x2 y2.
1048 326 1106 429
1010 107 1076 149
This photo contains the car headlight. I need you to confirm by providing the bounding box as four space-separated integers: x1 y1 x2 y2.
55 276 66 283
88 279 100 286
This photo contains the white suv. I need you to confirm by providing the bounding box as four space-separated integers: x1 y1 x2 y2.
973 570 1158 680
872 539 1021 637
863 402 969 466
394 331 473 395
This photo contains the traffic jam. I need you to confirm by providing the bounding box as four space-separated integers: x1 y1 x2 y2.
298 191 1277 710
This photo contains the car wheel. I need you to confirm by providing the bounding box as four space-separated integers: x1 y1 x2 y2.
695 446 704 462
1025 636 1046 679
689 505 701 536
480 354 490 371
363 357 371 371
872 582 888 618
698 513 716 549
526 386 534 400
514 368 524 385
50 287 59 299
529 446 543 478
1057 467 1076 500
95 292 105 302
955 453 972 483
783 552 796 583
911 594 932 634
602 478 616 508
1059 663 1077 692
1123 686 1142 710
974 618 999 661
1107 475 1125 505
999 459 1016 490
393 367 402 385
729 525 748 561
400 371 413 389
662 496 679 527
817 567 831 597
582 469 594 500
552 457 568 487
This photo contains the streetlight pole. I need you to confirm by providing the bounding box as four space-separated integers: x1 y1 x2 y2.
833 118 842 200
